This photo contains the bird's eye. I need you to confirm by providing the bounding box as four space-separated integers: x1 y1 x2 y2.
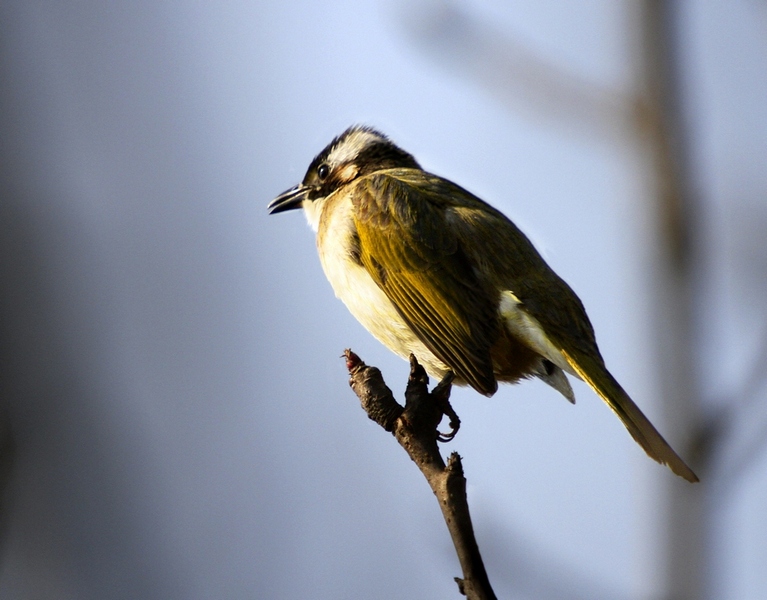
317 164 329 181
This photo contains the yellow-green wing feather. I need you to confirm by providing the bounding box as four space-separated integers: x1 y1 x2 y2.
350 172 499 395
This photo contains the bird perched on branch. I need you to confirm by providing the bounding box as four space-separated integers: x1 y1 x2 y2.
268 125 697 482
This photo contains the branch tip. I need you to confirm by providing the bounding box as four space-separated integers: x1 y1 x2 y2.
343 348 364 373
447 452 465 476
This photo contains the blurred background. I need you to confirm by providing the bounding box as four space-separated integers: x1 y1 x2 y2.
1 1 765 598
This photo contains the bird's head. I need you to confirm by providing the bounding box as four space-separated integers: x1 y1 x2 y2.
268 125 420 230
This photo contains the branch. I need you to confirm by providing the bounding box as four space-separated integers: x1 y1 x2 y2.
344 349 496 600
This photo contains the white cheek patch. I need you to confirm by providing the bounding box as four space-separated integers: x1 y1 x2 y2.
498 291 580 379
336 164 359 183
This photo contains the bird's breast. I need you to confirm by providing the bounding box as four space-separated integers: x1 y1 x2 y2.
315 194 450 377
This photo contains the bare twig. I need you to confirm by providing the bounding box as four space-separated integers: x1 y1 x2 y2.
344 349 496 600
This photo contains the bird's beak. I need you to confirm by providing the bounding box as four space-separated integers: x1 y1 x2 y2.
267 184 310 214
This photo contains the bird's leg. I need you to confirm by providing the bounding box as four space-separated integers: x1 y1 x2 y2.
434 372 460 443
402 357 460 442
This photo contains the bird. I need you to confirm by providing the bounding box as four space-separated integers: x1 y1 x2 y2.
268 125 698 482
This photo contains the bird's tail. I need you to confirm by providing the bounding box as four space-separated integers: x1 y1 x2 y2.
561 350 698 482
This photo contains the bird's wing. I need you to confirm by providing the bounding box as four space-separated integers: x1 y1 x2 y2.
388 172 699 481
350 171 500 395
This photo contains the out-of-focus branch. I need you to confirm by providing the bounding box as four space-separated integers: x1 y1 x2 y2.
344 350 495 600
718 413 767 490
400 1 635 141
638 3 710 599
730 333 767 416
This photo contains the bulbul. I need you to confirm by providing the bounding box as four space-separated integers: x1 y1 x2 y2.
268 125 698 482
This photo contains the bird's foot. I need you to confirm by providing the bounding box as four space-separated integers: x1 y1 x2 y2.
434 372 460 443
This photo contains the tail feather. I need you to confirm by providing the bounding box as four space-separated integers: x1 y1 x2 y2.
561 350 698 483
